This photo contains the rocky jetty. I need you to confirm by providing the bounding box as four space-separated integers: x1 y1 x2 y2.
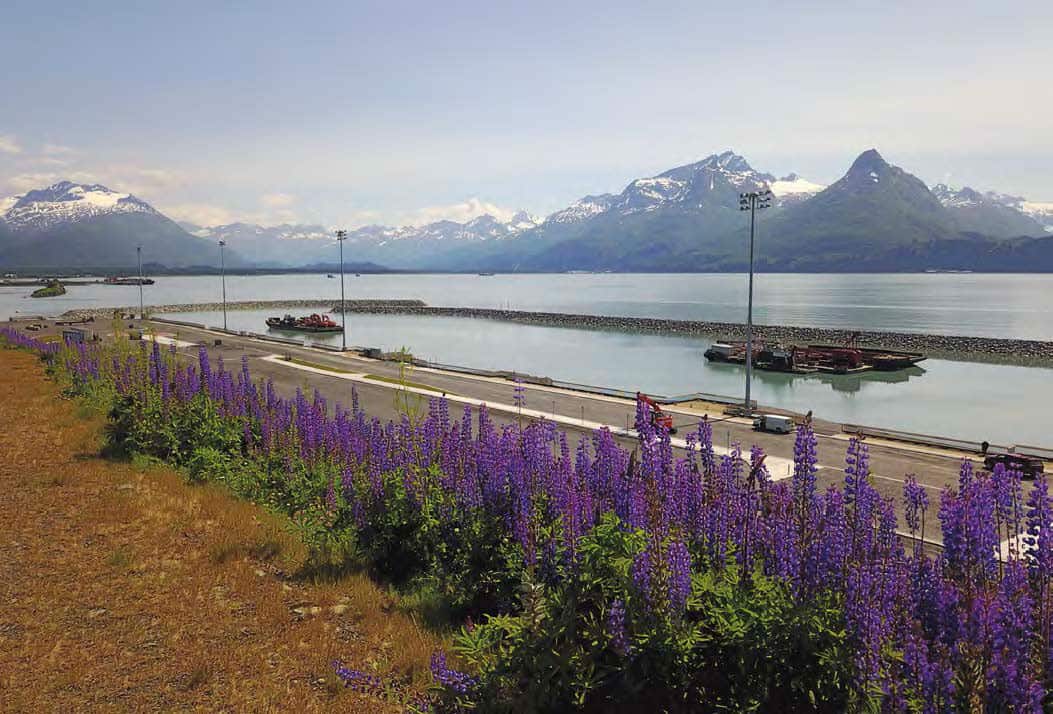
60 299 1053 366
330 304 1053 366
60 299 425 321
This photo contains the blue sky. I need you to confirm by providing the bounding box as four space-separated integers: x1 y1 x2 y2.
1 0 1050 227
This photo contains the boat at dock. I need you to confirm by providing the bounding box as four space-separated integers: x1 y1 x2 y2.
103 276 155 286
704 341 925 375
265 314 343 333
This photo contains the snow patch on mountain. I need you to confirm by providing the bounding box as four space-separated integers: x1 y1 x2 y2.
769 173 825 205
996 197 1053 232
934 184 1053 232
770 174 825 196
0 193 22 217
544 152 824 221
2 181 158 233
932 184 982 208
545 195 616 224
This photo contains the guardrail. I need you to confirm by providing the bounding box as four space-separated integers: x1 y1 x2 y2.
1016 445 1053 460
151 317 207 330
842 423 996 453
840 423 1052 457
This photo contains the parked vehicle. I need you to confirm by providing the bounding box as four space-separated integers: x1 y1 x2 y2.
753 414 794 434
983 452 1044 479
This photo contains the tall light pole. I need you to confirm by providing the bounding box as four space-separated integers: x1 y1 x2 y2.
335 229 348 350
136 245 145 320
219 239 228 331
738 188 772 413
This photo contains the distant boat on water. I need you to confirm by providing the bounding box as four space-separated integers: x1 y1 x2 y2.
478 272 495 276
327 274 335 278
103 276 155 285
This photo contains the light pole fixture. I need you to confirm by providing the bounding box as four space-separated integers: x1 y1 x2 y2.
136 245 145 321
738 188 773 414
219 239 228 331
335 229 348 351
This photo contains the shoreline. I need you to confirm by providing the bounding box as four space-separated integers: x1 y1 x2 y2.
57 299 1053 367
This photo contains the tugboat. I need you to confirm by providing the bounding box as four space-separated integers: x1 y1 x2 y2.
265 314 343 333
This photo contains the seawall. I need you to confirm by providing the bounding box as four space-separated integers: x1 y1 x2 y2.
60 300 1053 366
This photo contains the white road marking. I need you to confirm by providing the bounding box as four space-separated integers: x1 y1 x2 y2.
261 354 799 479
143 334 197 348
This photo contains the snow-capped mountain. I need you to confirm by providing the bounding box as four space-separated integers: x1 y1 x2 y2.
985 193 1053 233
329 211 539 266
769 173 826 205
931 184 1048 237
2 181 159 233
0 180 243 269
180 211 539 267
184 222 333 266
546 195 617 225
0 193 22 216
542 151 822 227
341 211 537 246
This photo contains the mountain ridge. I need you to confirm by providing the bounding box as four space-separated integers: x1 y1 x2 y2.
2 150 1051 272
0 181 246 269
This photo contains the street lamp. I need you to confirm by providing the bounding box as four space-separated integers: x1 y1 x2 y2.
219 239 228 331
136 245 145 321
738 188 773 413
335 229 348 351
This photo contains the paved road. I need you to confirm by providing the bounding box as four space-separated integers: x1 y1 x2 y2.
27 318 1021 546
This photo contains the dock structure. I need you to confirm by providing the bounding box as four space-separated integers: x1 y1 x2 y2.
704 340 926 375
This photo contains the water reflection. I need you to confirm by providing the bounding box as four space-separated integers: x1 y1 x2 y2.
705 360 928 394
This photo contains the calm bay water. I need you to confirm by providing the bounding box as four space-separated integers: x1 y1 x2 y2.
4 272 1053 339
4 272 1052 446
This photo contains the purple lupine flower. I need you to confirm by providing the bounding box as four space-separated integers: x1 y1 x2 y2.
665 539 692 613
430 650 477 694
903 474 929 543
607 599 631 656
332 661 383 694
512 376 526 410
792 422 818 520
631 545 654 607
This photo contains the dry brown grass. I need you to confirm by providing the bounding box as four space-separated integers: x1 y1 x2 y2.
0 349 442 712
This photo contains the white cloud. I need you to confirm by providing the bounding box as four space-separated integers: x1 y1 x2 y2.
0 135 22 154
260 192 296 208
35 156 73 167
405 197 517 226
162 203 238 227
4 171 99 193
6 173 59 192
41 143 76 155
161 194 302 228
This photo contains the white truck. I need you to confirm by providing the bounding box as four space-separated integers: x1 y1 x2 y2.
753 414 794 434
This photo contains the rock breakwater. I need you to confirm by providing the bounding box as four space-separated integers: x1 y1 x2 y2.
330 304 1053 366
60 299 425 321
58 299 1053 366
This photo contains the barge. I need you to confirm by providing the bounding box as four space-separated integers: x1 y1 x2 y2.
704 341 926 375
265 314 343 333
